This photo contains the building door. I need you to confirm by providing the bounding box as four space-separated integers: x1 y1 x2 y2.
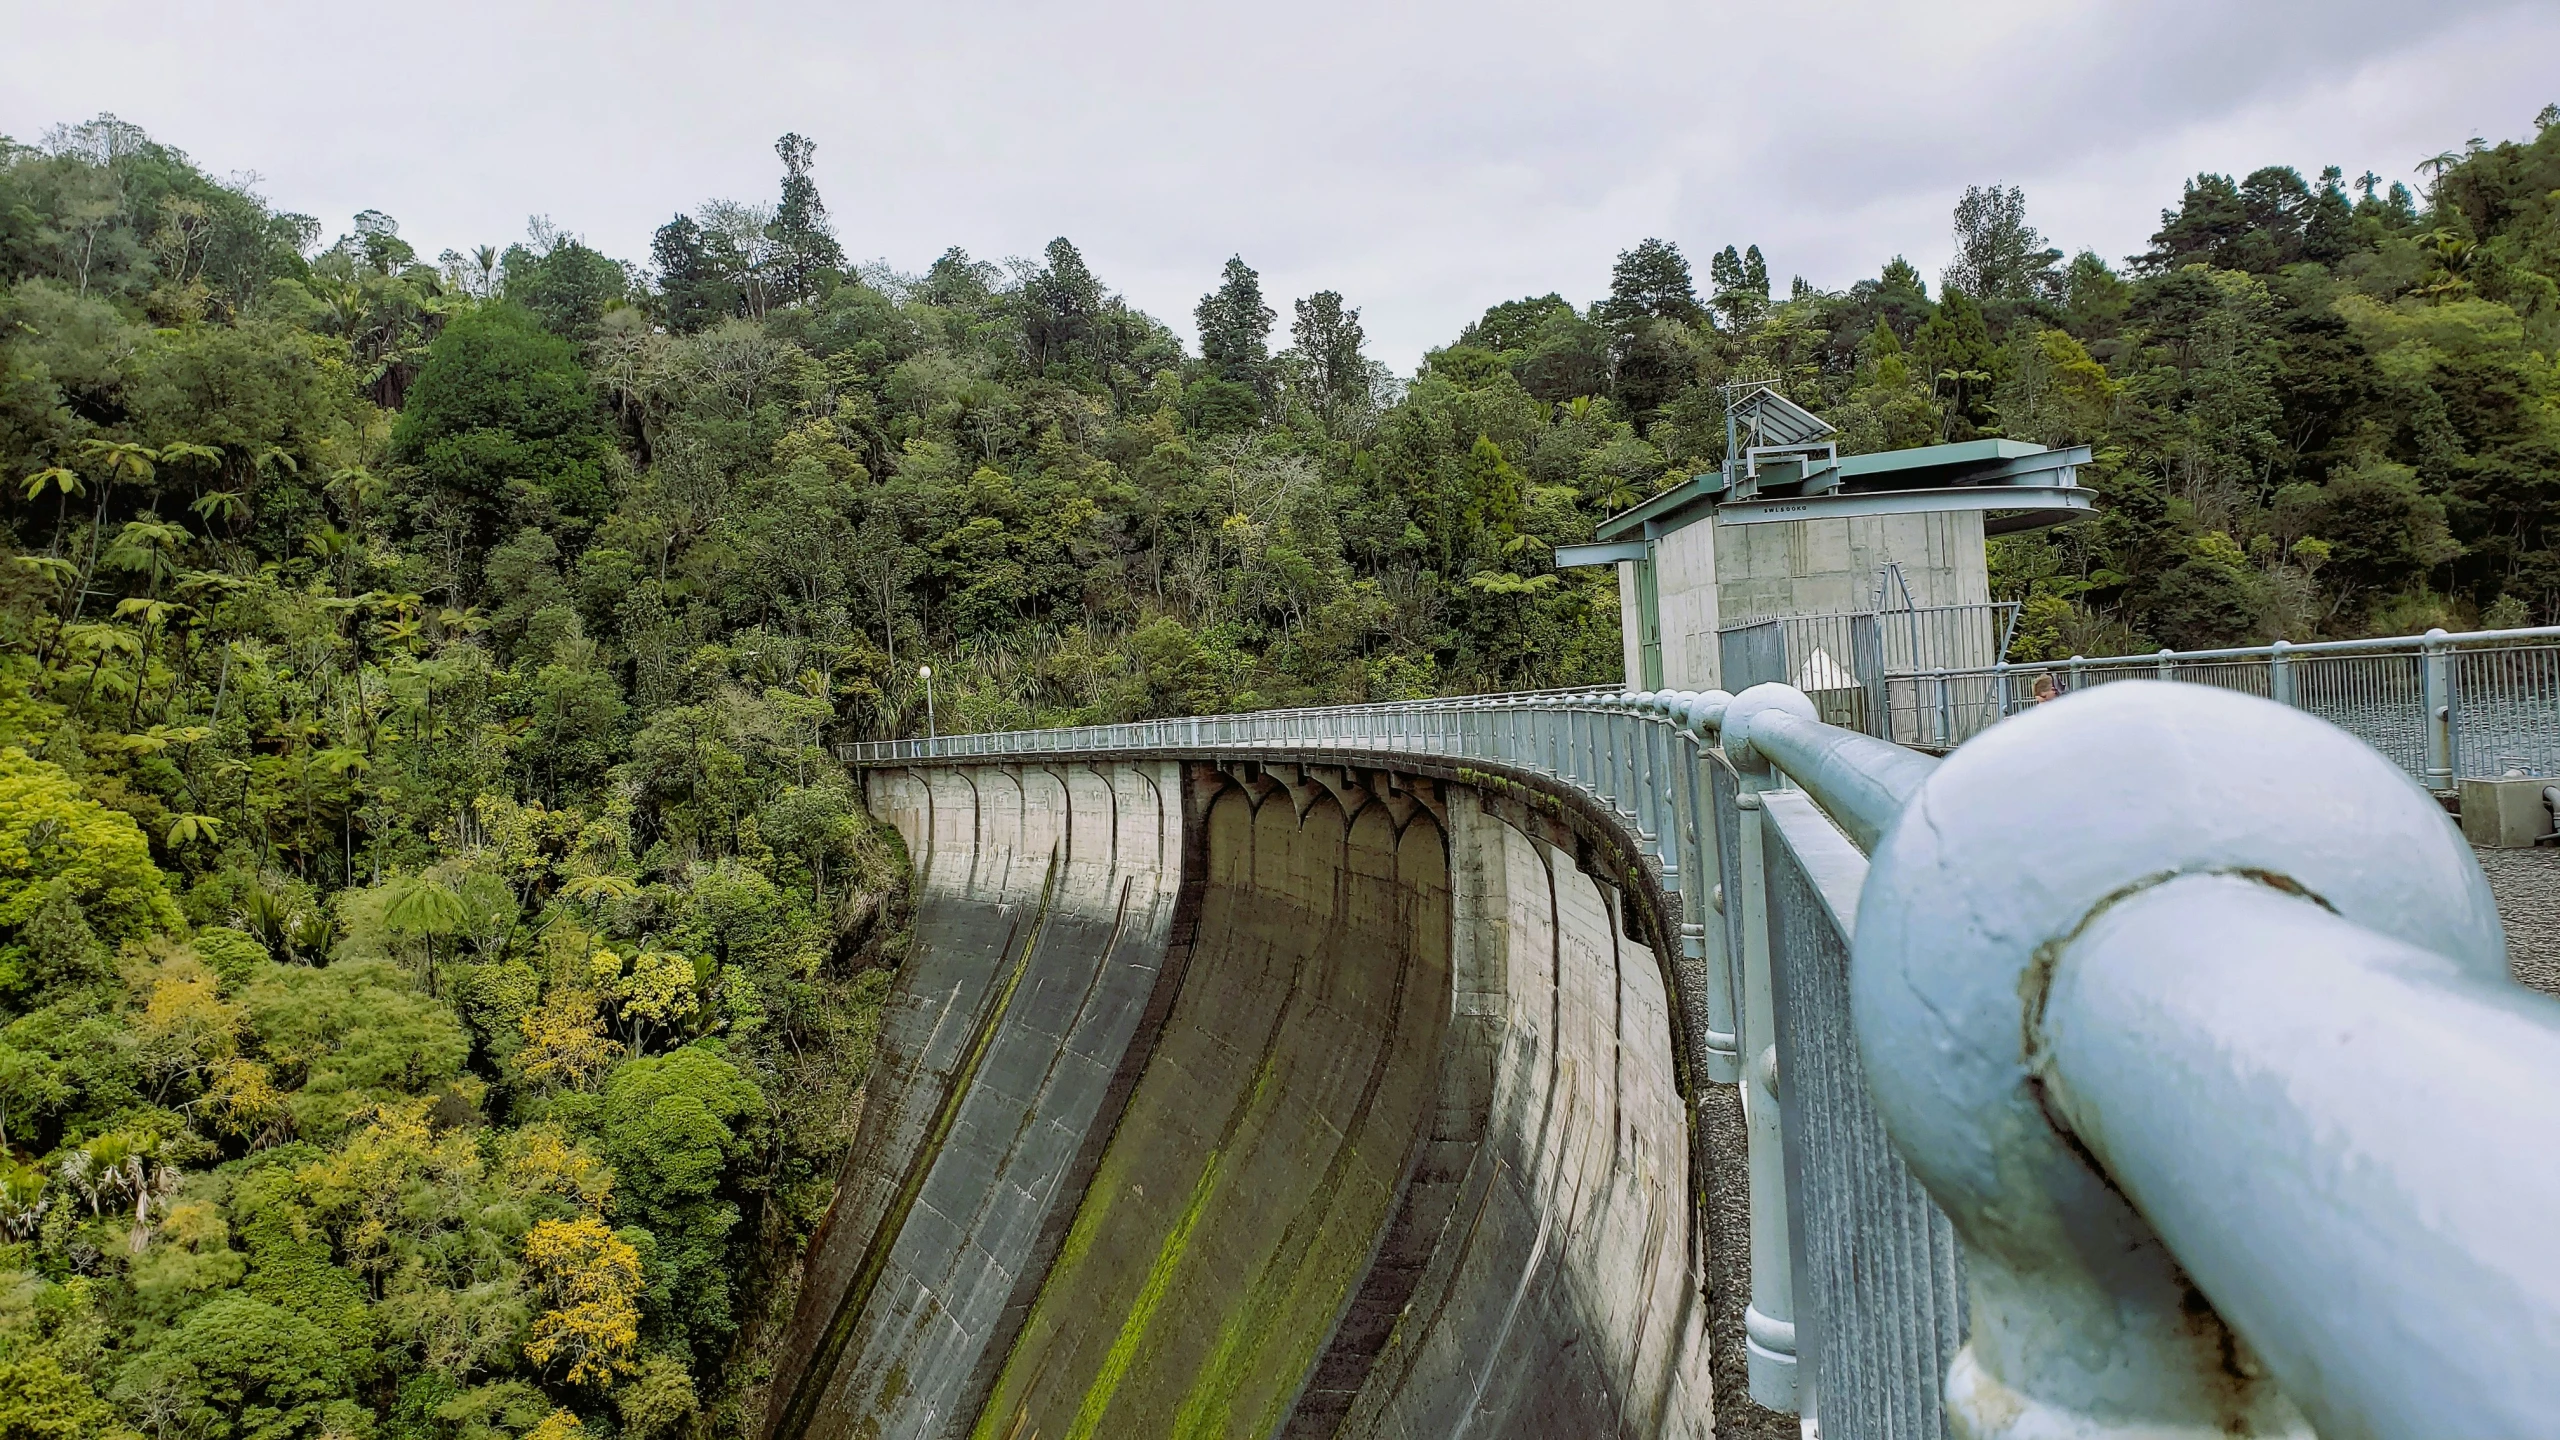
1636 544 1664 689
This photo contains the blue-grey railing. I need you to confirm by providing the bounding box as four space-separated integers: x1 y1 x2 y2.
840 674 2560 1439
1889 623 2560 784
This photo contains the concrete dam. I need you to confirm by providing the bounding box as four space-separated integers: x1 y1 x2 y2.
763 755 1736 1440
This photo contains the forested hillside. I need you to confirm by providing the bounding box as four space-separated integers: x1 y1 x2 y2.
2 105 2557 1439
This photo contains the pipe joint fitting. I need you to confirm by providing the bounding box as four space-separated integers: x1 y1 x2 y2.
1852 681 2503 1439
1721 683 1818 774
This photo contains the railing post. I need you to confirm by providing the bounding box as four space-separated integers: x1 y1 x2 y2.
1994 660 2012 717
1733 783 1799 1411
1623 708 1646 831
1643 700 1674 871
2067 653 2086 695
1600 705 1623 816
1679 702 1740 1085
1605 706 1621 811
1621 708 1644 830
2423 627 2453 790
1592 707 1606 801
1624 702 1648 839
2270 639 2295 707
1623 699 1652 850
1933 670 1952 748
2157 646 2175 681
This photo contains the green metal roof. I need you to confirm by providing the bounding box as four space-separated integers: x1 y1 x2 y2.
1594 473 1723 542
1834 438 2042 477
1595 438 2091 543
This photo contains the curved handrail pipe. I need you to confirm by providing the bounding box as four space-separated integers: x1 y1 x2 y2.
1714 682 1939 852
1854 680 2551 1439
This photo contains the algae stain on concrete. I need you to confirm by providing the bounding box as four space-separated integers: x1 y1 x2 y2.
970 937 1310 1438
1063 967 1308 1440
965 792 1456 1440
1177 1181 1382 1440
1178 957 1432 1436
1066 1130 1239 1440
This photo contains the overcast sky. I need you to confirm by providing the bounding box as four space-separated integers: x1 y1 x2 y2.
7 0 2555 369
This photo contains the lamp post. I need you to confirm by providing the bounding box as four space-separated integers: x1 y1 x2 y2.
919 664 936 741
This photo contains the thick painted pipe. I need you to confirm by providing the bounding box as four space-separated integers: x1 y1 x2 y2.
1856 680 2512 1439
1700 682 1936 854
2041 873 2560 1440
1741 708 1937 854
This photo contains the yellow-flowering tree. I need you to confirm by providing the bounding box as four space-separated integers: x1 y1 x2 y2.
294 1097 481 1282
516 989 622 1092
501 1120 615 1212
198 1055 289 1146
132 948 243 1103
522 1216 644 1385
613 949 699 1052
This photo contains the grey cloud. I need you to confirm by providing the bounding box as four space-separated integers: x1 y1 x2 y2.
6 0 2553 368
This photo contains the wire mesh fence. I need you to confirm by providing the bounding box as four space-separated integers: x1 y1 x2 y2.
2457 644 2560 778
2294 653 2427 779
1759 800 1967 1440
1880 672 2007 749
1874 627 2560 787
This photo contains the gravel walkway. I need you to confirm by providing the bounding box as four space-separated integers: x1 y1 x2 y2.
2477 844 2560 996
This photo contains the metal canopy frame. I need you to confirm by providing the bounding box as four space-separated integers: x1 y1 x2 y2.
1714 484 2096 531
1556 540 1652 567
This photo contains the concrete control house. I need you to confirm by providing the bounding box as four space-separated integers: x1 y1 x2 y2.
1560 384 2094 692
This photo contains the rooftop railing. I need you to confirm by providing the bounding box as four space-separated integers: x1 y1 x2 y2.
1717 603 2019 734
840 675 2560 1439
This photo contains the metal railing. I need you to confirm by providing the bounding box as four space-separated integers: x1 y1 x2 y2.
1719 604 2017 740
1884 623 2560 784
839 676 2560 1439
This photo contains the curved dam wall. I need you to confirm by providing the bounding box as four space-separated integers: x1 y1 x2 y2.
767 758 1716 1439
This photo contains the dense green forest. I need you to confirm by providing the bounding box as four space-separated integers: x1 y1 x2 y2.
1 103 2557 1438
